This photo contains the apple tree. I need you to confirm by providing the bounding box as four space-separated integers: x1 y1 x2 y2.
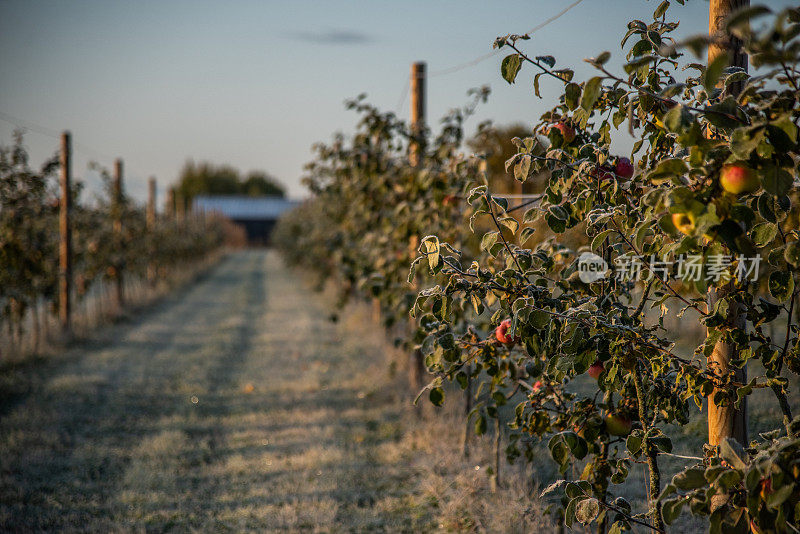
411 3 800 533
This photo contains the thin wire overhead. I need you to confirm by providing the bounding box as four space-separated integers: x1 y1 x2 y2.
395 0 586 114
429 0 586 77
0 110 118 163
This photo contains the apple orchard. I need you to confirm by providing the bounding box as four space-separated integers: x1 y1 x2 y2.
276 3 800 534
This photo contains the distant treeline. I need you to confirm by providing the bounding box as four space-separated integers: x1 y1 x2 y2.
175 160 285 202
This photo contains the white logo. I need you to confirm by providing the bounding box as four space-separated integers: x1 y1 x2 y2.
577 252 609 283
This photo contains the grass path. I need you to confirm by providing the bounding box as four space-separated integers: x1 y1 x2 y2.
0 250 436 532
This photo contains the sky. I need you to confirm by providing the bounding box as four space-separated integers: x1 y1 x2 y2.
0 0 789 206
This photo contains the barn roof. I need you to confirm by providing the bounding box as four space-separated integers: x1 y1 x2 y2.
193 195 301 220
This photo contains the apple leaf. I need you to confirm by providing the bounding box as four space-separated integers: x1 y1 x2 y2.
501 54 522 84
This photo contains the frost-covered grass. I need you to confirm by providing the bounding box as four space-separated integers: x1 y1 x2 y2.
0 250 553 532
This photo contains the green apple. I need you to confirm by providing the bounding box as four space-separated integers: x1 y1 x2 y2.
605 414 633 437
671 212 696 236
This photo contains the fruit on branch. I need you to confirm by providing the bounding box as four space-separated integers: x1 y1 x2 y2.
671 212 696 236
495 319 519 345
550 122 576 143
605 413 633 437
588 361 605 380
719 163 760 195
615 157 634 179
532 380 544 392
759 477 774 500
442 194 458 206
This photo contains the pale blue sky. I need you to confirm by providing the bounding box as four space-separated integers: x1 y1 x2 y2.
0 1 785 204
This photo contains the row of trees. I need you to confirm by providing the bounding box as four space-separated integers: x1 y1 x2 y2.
276 3 799 533
0 132 226 357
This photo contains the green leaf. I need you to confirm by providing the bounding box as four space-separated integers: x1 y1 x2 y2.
651 436 673 453
580 77 603 111
470 293 484 315
766 482 795 510
624 55 656 74
481 231 499 252
654 0 670 19
422 235 440 271
575 497 600 524
514 154 531 182
588 51 611 66
769 271 794 302
520 226 536 245
475 413 487 435
501 54 522 84
762 167 793 197
673 468 707 490
751 222 777 248
730 127 764 159
664 105 692 132
662 497 686 525
565 83 581 110
499 216 519 234
536 55 556 68
784 241 800 267
529 309 550 329
626 433 643 456
648 158 688 182
546 213 566 234
429 387 444 406
591 229 614 251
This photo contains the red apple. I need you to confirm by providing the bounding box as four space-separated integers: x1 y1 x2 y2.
550 122 576 143
605 414 633 437
720 163 760 195
495 319 519 345
442 194 458 206
615 157 634 179
587 361 605 380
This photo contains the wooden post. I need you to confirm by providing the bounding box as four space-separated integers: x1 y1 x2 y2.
113 158 125 310
165 188 175 219
707 0 749 450
409 62 425 167
408 62 427 398
176 192 186 223
147 177 156 229
59 131 72 336
709 0 749 92
147 177 157 286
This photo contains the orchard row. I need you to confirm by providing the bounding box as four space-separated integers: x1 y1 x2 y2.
276 4 800 533
0 131 226 357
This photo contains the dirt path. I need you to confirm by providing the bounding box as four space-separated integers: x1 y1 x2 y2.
0 250 428 532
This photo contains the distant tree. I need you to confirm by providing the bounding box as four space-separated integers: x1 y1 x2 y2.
242 171 285 197
175 160 285 202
